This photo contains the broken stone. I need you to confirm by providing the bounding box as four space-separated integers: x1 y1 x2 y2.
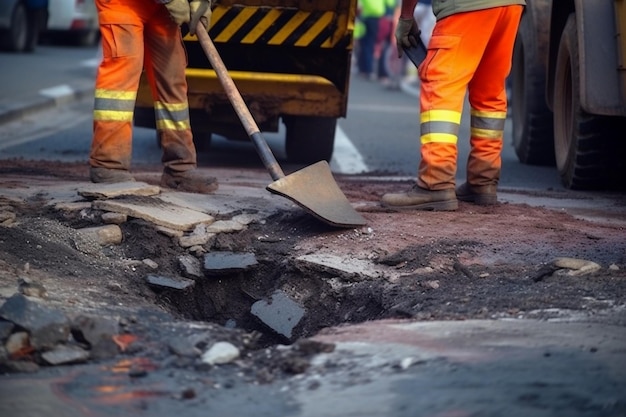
78 182 161 199
76 225 123 246
296 254 382 280
201 341 240 365
156 225 184 238
553 257 602 276
5 331 29 355
0 294 70 350
146 275 195 291
41 344 90 365
206 220 246 233
72 315 119 359
168 337 202 358
250 290 305 340
0 210 16 226
178 255 203 279
93 197 214 231
17 277 48 299
142 259 159 269
203 251 258 275
179 231 214 248
101 212 127 224
0 321 14 340
232 213 259 225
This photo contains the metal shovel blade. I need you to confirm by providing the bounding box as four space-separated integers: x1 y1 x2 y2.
194 26 366 228
266 161 367 228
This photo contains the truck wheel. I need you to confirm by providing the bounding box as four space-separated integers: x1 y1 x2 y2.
2 2 29 52
284 116 336 164
511 10 554 165
553 14 624 190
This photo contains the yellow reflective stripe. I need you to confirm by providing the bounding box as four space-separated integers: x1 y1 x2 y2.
154 101 188 112
93 110 133 122
269 11 309 45
94 89 136 100
471 109 507 119
471 127 503 139
156 119 190 131
421 133 458 144
241 9 282 44
420 109 462 124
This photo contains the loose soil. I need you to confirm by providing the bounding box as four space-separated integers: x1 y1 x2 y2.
1 159 625 383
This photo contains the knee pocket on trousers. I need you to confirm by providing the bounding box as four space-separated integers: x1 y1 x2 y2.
100 24 142 59
419 35 460 82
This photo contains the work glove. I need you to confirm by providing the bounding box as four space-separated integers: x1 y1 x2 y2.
395 18 420 58
164 0 191 26
190 0 212 36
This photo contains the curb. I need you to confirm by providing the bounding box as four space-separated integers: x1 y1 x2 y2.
0 81 94 125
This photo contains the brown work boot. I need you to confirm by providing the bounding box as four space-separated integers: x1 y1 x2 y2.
456 182 498 205
381 184 458 211
160 168 219 194
90 167 135 183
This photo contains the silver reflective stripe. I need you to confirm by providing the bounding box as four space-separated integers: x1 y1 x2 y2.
421 120 460 136
94 97 135 112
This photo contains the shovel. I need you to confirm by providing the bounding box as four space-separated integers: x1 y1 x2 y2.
194 26 367 228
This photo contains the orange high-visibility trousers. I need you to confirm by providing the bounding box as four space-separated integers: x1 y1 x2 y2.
90 0 196 173
416 5 523 190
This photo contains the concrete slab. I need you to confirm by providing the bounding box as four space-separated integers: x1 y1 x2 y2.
93 198 214 231
78 182 161 199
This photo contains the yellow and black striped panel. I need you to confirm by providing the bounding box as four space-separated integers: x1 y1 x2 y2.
207 6 354 49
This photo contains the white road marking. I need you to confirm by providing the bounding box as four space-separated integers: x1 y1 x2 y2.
330 126 368 174
81 58 101 68
39 84 75 99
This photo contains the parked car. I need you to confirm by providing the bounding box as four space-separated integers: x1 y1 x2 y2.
0 0 48 52
43 0 99 46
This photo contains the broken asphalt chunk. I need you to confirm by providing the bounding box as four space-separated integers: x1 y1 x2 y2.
250 290 305 341
41 344 90 366
0 294 70 350
203 251 258 275
146 274 195 291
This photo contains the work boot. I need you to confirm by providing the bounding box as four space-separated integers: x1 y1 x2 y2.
160 168 219 194
381 185 458 211
90 167 135 183
456 182 498 205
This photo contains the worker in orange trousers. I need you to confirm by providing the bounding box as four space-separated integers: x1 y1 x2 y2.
382 0 525 210
90 0 217 193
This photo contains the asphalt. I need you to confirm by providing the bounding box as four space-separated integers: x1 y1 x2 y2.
1 68 626 417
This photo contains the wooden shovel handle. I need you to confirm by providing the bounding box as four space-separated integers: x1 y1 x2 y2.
194 26 285 180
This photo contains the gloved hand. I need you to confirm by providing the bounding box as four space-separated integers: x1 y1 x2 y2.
395 18 420 58
190 0 212 36
164 0 191 26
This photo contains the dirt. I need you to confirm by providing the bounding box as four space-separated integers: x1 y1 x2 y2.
1 159 625 383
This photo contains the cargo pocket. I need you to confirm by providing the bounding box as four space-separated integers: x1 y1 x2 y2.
419 35 460 82
100 24 141 59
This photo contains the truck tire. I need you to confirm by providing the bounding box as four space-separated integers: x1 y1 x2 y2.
553 14 625 190
2 2 29 52
511 10 554 165
284 116 336 164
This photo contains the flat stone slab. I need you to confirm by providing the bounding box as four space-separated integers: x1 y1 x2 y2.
296 254 388 280
203 251 258 274
93 196 214 231
78 182 161 199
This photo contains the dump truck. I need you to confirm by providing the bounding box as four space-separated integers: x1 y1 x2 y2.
134 0 357 164
511 0 626 189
